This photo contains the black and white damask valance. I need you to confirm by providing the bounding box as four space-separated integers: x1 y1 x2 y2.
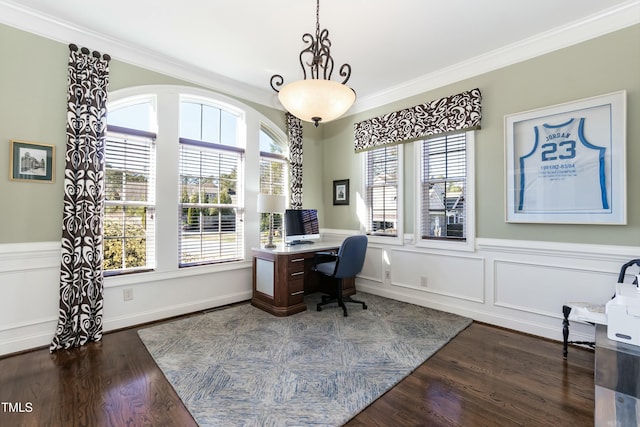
353 88 482 152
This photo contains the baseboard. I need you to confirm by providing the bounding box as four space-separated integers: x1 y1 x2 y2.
104 291 253 331
0 290 252 356
355 282 596 344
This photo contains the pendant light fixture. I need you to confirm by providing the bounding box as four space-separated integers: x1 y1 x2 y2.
270 0 355 127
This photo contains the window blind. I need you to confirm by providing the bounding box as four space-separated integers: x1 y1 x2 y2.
420 133 466 240
259 155 288 245
104 127 156 272
178 140 244 266
365 146 398 237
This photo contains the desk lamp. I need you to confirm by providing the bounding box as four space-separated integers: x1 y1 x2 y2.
257 194 286 249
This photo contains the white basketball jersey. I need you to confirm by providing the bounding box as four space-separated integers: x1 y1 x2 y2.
518 118 608 213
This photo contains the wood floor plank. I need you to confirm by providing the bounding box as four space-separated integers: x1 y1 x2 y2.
0 317 593 427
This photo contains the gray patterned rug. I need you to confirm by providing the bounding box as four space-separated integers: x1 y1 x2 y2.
138 292 471 426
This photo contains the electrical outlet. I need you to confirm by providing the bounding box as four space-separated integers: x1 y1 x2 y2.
385 270 391 280
123 288 134 301
420 276 428 287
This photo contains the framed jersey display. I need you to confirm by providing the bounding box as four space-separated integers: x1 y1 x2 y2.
505 91 626 224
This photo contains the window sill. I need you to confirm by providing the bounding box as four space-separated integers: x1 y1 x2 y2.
366 234 404 247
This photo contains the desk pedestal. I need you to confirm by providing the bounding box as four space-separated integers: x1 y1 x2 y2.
251 244 354 316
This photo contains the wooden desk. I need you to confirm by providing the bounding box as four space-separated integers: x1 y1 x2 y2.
251 241 355 316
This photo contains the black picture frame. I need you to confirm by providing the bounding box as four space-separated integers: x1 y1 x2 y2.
9 140 55 183
333 179 349 205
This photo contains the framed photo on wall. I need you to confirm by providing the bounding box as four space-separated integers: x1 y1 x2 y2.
333 179 349 205
9 140 55 183
504 91 626 224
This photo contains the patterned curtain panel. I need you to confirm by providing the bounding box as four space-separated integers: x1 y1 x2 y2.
287 113 303 209
50 44 111 352
353 88 482 152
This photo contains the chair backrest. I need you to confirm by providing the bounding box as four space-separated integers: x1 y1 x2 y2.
334 235 368 279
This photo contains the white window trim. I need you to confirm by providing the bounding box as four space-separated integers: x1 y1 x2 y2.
107 94 158 133
414 130 476 252
360 144 404 246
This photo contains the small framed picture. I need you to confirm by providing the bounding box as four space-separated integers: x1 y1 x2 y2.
10 140 55 183
333 179 349 205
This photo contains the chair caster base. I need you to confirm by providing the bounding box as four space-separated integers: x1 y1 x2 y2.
316 295 367 317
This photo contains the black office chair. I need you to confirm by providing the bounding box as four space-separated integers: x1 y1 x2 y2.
313 235 368 317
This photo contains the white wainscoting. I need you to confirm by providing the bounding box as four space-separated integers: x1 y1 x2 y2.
324 231 639 346
0 241 253 356
3 235 638 356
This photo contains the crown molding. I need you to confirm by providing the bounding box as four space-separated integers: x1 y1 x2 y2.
0 0 638 115
0 0 278 108
352 0 640 114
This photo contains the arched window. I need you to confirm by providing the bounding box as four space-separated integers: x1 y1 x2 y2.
105 85 283 275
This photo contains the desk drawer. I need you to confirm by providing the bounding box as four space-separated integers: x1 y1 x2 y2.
289 270 305 281
287 256 306 272
289 279 305 305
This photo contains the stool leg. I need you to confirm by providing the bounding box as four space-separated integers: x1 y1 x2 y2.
562 305 571 359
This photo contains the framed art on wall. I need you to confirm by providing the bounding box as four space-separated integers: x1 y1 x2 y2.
333 179 349 205
504 90 626 224
9 140 55 183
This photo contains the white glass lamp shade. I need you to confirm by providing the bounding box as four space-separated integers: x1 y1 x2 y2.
278 79 356 124
257 193 286 213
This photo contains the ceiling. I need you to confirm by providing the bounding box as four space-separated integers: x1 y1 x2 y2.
1 0 639 113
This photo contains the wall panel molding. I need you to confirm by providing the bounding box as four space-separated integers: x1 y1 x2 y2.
492 259 617 317
0 241 60 272
389 247 484 303
477 238 640 261
3 237 638 354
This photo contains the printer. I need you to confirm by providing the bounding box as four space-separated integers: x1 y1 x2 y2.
606 279 640 347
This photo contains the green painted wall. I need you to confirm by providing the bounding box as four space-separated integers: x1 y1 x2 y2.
0 25 67 243
0 23 292 243
321 24 640 246
1 22 637 246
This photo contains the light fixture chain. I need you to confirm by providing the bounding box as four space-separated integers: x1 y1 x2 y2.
269 0 355 126
316 0 320 43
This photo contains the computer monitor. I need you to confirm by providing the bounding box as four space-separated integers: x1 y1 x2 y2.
284 209 320 245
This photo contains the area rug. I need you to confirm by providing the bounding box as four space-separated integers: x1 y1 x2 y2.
138 292 471 426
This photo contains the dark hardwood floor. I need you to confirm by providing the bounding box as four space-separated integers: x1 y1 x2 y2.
0 308 594 427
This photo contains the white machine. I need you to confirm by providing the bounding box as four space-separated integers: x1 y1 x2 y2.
606 279 640 347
